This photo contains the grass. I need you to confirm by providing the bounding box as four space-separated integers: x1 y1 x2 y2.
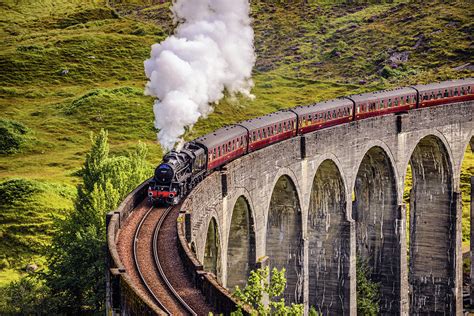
0 178 75 286
0 0 473 286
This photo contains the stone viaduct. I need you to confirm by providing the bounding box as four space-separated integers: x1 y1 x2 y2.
180 101 473 315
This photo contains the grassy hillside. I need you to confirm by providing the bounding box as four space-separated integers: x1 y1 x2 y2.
0 0 472 285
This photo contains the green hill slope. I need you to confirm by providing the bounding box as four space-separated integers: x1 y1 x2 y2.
0 0 472 285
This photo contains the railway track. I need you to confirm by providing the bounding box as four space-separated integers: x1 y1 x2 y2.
133 206 197 315
152 207 197 315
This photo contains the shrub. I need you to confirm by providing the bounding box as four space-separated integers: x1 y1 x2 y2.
0 119 30 154
357 258 380 315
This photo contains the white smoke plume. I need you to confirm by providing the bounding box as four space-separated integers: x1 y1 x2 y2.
144 0 256 151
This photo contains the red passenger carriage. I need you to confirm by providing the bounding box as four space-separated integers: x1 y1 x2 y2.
238 111 297 152
194 125 248 170
291 98 354 133
412 79 474 108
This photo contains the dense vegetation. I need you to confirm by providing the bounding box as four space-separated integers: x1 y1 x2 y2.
0 0 472 312
232 266 304 315
0 130 150 313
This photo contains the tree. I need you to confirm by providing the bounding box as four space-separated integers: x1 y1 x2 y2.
44 130 150 313
0 276 50 314
232 266 304 316
356 258 380 316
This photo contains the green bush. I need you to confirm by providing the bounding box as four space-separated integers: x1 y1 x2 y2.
0 276 52 314
0 119 30 154
357 258 380 315
232 266 304 315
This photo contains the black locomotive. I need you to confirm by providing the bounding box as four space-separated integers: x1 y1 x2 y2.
148 143 207 205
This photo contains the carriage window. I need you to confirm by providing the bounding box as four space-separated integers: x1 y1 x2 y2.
388 99 392 107
437 91 442 99
461 87 466 95
444 90 449 97
278 123 282 133
357 106 360 114
423 94 428 100
454 88 458 96
263 129 266 138
218 147 221 157
252 132 256 141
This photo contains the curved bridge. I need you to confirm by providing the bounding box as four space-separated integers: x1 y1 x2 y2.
108 100 473 315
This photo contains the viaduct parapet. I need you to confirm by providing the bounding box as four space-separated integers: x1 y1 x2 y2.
180 101 473 315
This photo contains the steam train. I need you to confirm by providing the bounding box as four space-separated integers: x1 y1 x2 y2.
148 78 474 205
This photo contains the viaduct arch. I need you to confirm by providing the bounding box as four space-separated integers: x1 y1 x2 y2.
182 101 473 315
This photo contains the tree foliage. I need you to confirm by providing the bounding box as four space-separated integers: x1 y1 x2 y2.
356 258 380 316
43 130 150 313
232 266 303 316
0 276 50 314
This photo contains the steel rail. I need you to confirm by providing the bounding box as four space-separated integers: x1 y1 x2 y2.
153 206 197 316
133 206 171 315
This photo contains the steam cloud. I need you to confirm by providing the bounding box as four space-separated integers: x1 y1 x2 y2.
144 0 256 151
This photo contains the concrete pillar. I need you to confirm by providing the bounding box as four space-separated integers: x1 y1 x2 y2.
454 191 463 315
301 159 309 314
397 204 409 315
471 176 474 307
409 135 455 315
266 175 303 304
353 147 400 314
307 160 349 315
204 218 221 280
349 220 357 316
226 197 256 291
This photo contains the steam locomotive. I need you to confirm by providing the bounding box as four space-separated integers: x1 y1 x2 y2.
148 78 474 205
